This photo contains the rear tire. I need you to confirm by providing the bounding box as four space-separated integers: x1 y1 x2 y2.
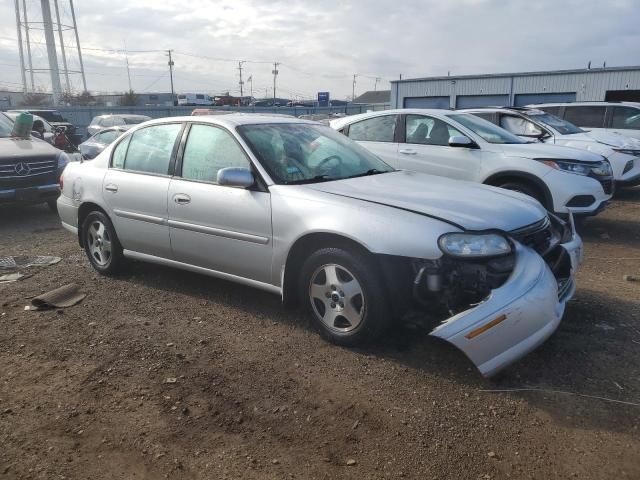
298 247 391 346
498 181 546 208
81 210 124 275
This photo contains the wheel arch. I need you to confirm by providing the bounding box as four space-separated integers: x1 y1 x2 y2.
77 202 109 247
483 170 554 210
282 232 372 305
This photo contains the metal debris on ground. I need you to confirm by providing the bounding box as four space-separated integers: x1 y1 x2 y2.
29 283 86 310
0 273 30 284
0 256 61 270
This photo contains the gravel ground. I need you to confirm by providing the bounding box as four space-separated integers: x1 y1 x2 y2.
0 190 639 480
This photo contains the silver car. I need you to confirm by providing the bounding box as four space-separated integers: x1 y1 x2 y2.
79 126 128 160
87 114 151 137
57 114 583 377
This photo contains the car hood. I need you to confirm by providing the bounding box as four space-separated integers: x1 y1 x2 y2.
500 142 604 161
561 130 640 149
0 136 59 163
304 170 546 232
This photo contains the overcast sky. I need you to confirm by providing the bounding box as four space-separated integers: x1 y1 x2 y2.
0 0 639 100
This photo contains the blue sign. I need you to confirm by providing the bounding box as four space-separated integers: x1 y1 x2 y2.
317 91 330 107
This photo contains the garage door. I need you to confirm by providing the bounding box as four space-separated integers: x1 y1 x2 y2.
403 96 450 109
514 92 576 106
455 95 509 109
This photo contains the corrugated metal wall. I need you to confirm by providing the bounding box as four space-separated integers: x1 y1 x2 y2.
391 68 640 108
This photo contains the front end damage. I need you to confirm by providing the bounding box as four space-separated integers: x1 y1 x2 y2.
400 215 582 377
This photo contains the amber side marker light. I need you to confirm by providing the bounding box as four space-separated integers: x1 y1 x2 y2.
465 314 507 340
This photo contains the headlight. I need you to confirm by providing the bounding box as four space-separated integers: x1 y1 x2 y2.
538 159 611 177
613 148 640 156
438 232 512 258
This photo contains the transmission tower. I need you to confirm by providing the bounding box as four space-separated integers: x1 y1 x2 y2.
14 0 87 104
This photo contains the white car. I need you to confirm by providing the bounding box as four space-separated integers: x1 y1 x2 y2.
330 109 613 216
463 107 640 188
531 101 640 141
177 93 214 106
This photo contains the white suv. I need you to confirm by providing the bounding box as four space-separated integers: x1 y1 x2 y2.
463 107 640 188
531 102 640 141
330 109 613 216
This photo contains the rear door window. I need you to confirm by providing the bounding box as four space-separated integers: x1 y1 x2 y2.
347 115 397 142
564 106 606 128
122 124 182 175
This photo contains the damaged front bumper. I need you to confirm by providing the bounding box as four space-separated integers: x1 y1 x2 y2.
429 227 582 377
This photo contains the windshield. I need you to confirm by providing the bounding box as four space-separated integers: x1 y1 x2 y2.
449 113 526 144
237 123 394 184
0 113 13 138
527 112 584 135
33 111 65 123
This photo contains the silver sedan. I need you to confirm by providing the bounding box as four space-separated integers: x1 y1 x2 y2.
57 114 582 377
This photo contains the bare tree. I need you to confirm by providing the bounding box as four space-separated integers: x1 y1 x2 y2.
119 90 138 107
20 88 50 107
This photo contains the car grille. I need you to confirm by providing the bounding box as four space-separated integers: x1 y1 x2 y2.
0 159 57 188
509 217 555 256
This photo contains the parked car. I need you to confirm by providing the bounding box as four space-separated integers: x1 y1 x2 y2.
0 112 69 211
8 109 79 145
177 93 214 106
463 107 640 188
191 108 234 116
330 109 613 216
531 102 640 141
79 127 128 160
57 114 582 377
87 114 151 137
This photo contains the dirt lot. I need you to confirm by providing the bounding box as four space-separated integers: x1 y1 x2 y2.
1 191 639 480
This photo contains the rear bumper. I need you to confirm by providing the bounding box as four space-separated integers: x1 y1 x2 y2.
0 183 60 205
57 194 79 235
430 230 581 377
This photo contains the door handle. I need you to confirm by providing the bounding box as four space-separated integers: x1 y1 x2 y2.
399 149 417 155
173 194 191 205
104 184 118 193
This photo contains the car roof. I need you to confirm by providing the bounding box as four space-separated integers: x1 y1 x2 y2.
139 113 315 128
458 107 547 115
329 108 460 128
529 101 640 108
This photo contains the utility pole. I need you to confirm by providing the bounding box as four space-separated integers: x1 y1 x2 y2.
167 49 175 105
238 60 245 97
374 77 380 91
352 74 357 102
125 54 132 91
272 62 279 105
247 75 253 98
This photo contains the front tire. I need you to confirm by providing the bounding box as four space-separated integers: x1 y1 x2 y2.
298 247 391 346
81 211 124 275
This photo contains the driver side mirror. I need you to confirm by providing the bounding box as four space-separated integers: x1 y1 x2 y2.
217 167 255 188
448 136 474 148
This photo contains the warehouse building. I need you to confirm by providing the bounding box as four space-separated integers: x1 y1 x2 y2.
390 65 640 109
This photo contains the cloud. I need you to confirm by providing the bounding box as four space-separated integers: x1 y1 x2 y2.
0 0 638 99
